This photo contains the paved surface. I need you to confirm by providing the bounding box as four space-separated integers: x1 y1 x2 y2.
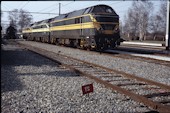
122 41 164 46
107 49 170 62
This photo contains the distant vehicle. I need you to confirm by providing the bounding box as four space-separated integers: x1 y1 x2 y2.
22 4 121 51
6 25 17 39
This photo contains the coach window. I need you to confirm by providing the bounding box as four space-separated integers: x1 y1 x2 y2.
33 26 37 29
65 20 70 25
53 22 57 26
75 18 80 24
64 20 69 25
72 19 76 24
37 26 41 29
69 19 75 25
84 16 91 22
42 25 47 28
52 22 59 26
57 21 62 26
70 19 75 24
106 8 112 13
84 8 91 14
61 21 65 25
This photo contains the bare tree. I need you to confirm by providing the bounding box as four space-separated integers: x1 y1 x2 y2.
123 6 139 40
8 9 33 33
159 1 167 34
149 15 162 40
1 11 4 35
18 9 33 32
123 1 153 41
148 1 167 40
8 9 19 28
135 1 153 41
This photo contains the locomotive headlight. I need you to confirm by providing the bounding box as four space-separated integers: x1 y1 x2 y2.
114 27 119 32
97 27 101 31
115 27 119 31
114 24 119 32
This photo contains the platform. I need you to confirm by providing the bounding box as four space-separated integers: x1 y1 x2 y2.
122 41 164 47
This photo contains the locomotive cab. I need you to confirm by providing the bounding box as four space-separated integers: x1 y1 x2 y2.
90 5 120 50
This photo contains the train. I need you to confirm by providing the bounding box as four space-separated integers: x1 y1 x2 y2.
22 4 121 51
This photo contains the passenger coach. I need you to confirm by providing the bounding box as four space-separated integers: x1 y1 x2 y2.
23 4 121 50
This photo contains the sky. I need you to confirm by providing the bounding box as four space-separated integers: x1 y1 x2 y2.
1 0 162 30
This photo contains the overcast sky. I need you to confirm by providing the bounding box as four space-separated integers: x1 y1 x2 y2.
1 1 161 27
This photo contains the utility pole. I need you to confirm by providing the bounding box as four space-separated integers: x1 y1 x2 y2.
59 3 61 15
166 0 170 50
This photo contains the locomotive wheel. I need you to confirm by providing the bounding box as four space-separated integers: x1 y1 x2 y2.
69 40 74 47
55 39 60 45
86 45 92 51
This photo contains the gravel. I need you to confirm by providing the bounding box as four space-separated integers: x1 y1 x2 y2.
20 41 170 86
1 41 154 112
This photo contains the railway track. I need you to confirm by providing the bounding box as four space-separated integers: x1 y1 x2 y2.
19 42 170 113
44 42 170 67
17 40 170 67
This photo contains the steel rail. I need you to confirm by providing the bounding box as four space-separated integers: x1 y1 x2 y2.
20 41 170 67
18 42 170 113
47 50 170 91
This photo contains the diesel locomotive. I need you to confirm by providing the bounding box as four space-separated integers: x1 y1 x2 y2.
22 4 121 50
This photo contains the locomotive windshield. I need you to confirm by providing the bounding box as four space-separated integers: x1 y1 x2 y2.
92 5 117 15
95 16 119 22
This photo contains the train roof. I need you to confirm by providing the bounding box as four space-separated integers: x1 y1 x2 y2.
26 4 118 28
53 4 118 21
31 17 55 27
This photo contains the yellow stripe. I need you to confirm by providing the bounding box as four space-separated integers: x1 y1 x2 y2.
89 15 97 22
51 14 95 23
50 22 95 31
31 28 49 33
22 30 32 33
32 23 49 28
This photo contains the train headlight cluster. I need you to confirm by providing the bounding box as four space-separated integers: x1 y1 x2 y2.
115 27 118 31
114 27 119 33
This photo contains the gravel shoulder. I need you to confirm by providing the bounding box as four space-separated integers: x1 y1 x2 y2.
1 41 153 112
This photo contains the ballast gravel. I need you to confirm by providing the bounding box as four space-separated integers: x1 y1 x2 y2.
1 42 154 112
20 41 170 85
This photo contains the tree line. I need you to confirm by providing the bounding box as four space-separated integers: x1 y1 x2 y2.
9 9 33 33
1 9 33 39
121 1 167 41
